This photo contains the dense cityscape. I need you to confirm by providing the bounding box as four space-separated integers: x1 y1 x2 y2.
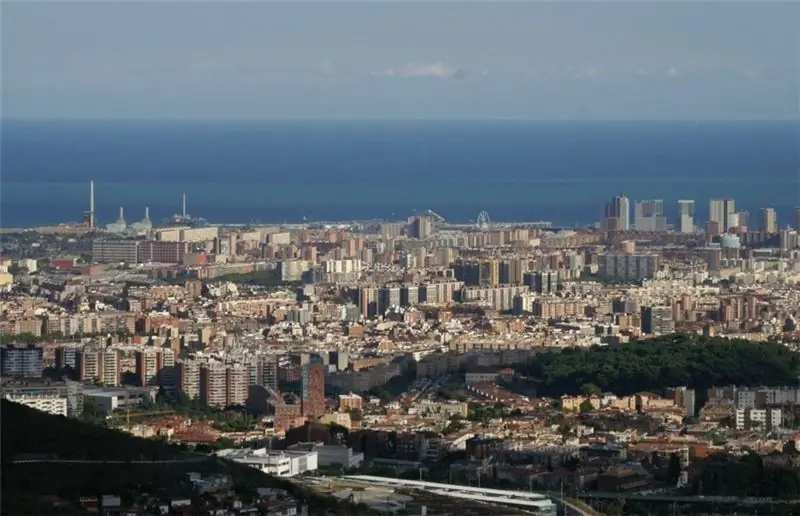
3 187 800 516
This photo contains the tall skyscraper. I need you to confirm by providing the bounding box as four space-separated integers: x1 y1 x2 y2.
603 194 630 231
301 363 326 419
709 198 736 232
677 200 695 233
634 199 667 231
794 207 800 231
760 208 777 234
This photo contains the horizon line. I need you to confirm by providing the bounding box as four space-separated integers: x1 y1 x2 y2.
3 117 798 124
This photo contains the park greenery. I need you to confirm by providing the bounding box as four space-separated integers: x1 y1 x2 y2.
521 334 800 398
212 269 302 288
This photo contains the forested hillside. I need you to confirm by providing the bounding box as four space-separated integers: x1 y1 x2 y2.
522 334 800 397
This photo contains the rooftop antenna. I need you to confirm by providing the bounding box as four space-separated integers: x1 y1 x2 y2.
182 193 187 218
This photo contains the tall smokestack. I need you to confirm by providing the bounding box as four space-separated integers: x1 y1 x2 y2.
144 206 150 220
89 181 95 228
119 206 124 222
182 193 187 218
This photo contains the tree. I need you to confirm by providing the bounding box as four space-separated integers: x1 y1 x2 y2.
580 383 600 395
519 335 800 398
605 497 626 516
666 453 682 485
579 399 595 413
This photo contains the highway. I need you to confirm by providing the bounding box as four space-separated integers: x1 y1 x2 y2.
577 491 800 505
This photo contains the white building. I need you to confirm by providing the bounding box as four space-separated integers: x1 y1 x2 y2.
735 408 783 430
598 253 661 283
676 200 695 233
288 443 364 470
465 372 499 385
216 448 318 477
5 395 67 417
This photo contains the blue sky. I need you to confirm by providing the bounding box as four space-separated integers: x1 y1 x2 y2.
3 1 799 120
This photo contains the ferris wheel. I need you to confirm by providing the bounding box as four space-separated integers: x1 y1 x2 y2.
476 210 491 231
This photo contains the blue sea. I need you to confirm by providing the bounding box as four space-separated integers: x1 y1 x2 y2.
1 120 798 229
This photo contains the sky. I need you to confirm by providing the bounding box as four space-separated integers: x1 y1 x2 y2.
2 1 799 120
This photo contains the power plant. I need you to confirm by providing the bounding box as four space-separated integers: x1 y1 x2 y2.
81 181 206 230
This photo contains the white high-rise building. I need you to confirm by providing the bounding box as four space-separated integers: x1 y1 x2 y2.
677 200 695 233
634 199 667 231
603 194 630 231
709 198 736 231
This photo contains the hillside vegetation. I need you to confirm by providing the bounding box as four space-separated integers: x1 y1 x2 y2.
0 400 363 515
522 334 800 397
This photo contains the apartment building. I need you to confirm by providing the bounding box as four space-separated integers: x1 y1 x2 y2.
1 345 43 378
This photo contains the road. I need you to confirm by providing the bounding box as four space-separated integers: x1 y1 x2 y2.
9 457 207 465
578 491 800 505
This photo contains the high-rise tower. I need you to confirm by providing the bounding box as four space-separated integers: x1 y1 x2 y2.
709 198 736 232
603 193 630 231
84 181 96 228
677 200 695 233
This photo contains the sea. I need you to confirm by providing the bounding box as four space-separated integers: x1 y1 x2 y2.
1 119 798 229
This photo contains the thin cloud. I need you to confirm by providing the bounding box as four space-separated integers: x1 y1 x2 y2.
371 62 465 79
582 67 603 78
665 66 681 77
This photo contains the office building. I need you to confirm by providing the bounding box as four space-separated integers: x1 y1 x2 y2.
760 208 778 234
677 200 695 233
301 363 326 419
641 306 675 335
1 345 43 378
634 199 667 231
603 194 630 231
709 198 736 232
91 240 139 264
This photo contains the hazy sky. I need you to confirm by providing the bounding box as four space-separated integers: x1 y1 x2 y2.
3 1 799 120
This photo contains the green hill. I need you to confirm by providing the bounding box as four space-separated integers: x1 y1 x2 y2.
0 400 365 515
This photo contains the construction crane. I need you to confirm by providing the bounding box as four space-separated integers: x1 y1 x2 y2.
113 407 175 427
